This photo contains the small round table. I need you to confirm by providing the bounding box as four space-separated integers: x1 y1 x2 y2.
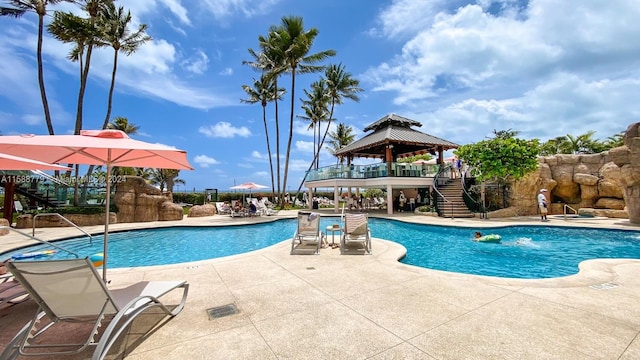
325 225 341 246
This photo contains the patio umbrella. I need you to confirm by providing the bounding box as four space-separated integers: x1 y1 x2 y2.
0 129 193 282
0 152 69 171
229 182 268 203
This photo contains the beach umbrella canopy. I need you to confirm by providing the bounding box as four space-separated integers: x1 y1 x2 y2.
230 182 268 202
0 129 193 281
0 152 69 171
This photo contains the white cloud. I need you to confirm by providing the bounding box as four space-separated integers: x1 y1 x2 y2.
365 0 640 142
295 141 314 153
200 0 283 22
199 122 251 138
251 151 268 160
182 49 209 74
219 67 233 76
193 154 220 168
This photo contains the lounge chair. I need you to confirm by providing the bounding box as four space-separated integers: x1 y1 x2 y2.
341 213 372 255
1 258 189 360
215 202 231 215
0 273 29 307
291 211 325 255
257 199 278 216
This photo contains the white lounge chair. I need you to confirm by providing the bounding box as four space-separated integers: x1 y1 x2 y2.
291 211 324 255
341 213 372 255
1 258 189 360
215 202 231 215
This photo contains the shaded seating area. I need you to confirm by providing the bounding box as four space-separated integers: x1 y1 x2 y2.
291 211 325 255
1 258 189 360
341 213 372 255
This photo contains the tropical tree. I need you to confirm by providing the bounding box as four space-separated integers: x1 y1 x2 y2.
107 115 139 134
147 169 185 197
241 74 285 198
539 136 569 156
96 2 150 129
292 63 362 197
297 80 330 170
455 134 540 183
244 30 287 202
1 0 75 135
326 122 355 165
603 131 624 149
48 0 111 135
273 15 336 206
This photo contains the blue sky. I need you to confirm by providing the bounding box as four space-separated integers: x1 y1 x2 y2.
1 0 639 192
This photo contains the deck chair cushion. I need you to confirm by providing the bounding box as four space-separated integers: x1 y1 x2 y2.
350 222 368 236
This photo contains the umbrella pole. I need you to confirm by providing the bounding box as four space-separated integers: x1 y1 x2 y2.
102 156 111 282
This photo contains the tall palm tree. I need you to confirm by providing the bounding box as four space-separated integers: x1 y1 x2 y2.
96 2 150 129
107 116 139 134
274 16 336 206
298 80 330 170
245 31 287 203
148 169 185 199
241 74 285 199
293 63 361 196
1 0 75 135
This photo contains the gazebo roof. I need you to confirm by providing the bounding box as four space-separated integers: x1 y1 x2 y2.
334 114 458 159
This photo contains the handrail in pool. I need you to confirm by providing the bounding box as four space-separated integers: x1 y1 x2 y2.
1 226 80 258
32 213 93 243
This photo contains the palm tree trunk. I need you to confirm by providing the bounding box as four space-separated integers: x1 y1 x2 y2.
281 68 296 207
37 14 54 135
274 78 281 205
293 99 336 197
74 44 94 134
262 104 276 200
102 50 119 129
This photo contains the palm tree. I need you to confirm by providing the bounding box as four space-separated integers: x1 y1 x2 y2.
273 16 336 206
292 63 361 197
148 169 185 200
97 2 150 129
107 116 139 134
297 80 330 170
1 0 75 135
241 74 285 199
327 123 356 165
245 31 287 203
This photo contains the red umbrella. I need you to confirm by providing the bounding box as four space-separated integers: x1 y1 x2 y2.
0 129 193 281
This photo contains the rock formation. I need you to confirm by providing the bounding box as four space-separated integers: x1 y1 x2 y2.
114 176 183 223
188 204 215 217
500 122 640 223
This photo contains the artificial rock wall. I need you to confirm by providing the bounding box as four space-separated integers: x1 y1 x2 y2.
113 176 184 223
505 122 640 224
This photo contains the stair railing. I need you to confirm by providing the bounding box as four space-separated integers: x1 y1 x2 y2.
33 213 93 243
461 167 482 214
433 164 453 218
0 226 80 258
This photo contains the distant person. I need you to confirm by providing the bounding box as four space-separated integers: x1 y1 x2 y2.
416 192 421 205
474 231 483 241
538 189 548 222
206 193 211 203
398 191 406 212
249 201 257 215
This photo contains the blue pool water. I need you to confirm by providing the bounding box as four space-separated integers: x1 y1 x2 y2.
3 218 640 279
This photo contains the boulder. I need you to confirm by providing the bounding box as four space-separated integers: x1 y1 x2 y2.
15 213 117 229
188 204 216 217
595 198 626 210
487 207 519 218
551 164 580 203
158 201 184 221
579 184 599 201
573 173 598 186
0 218 10 235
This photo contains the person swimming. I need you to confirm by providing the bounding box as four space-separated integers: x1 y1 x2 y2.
474 231 482 241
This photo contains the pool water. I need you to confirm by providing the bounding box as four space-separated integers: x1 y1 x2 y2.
3 218 640 279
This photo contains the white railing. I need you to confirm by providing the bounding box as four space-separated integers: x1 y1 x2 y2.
33 213 93 242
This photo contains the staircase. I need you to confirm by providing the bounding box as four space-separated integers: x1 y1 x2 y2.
435 179 475 218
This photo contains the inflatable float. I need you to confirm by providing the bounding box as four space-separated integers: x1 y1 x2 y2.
476 234 502 243
12 249 56 260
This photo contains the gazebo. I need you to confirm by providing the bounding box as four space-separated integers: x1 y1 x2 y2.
304 114 459 214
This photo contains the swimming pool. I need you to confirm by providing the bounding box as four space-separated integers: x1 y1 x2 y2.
3 218 640 279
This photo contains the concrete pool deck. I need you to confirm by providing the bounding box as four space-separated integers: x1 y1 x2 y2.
1 211 640 359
